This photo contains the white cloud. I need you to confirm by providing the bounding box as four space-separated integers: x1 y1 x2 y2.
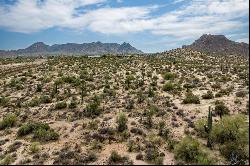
0 0 248 43
236 38 249 43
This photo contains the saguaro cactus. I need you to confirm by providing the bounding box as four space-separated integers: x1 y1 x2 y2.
204 106 213 148
81 81 86 104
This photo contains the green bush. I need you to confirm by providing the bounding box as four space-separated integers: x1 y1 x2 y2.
235 91 247 98
211 115 248 164
17 122 50 137
158 121 170 140
55 101 67 110
40 95 51 104
174 136 200 163
211 115 248 144
88 120 99 130
17 122 59 142
214 101 229 117
84 101 101 118
0 96 9 107
36 84 42 92
163 72 176 80
182 92 200 104
33 128 59 142
163 82 175 92
174 136 214 164
202 91 214 99
148 86 155 97
68 100 77 109
0 114 17 130
29 142 40 153
0 155 13 165
220 142 248 165
194 118 208 138
107 151 132 165
117 112 127 132
29 97 40 107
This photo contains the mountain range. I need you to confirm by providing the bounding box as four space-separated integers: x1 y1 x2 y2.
0 42 143 57
182 34 249 56
0 34 248 57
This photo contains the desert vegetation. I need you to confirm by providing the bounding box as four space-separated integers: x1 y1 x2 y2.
0 48 249 165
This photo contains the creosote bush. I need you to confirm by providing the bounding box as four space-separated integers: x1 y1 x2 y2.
214 101 229 117
55 101 67 110
117 112 127 132
17 122 59 142
183 92 200 104
0 114 17 130
211 115 249 164
174 136 214 164
202 91 214 99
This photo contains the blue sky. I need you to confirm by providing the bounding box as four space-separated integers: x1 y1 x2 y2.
0 0 249 53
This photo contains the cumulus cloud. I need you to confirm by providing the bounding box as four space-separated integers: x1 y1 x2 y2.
236 38 249 43
0 0 248 42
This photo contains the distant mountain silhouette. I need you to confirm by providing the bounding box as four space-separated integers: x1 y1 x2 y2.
182 34 249 56
0 41 143 57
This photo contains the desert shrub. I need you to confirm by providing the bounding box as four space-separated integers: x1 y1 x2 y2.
220 142 248 165
167 138 178 151
88 120 99 130
137 91 145 103
0 96 9 107
194 118 208 138
40 95 51 104
33 128 59 142
84 101 101 118
215 88 230 97
235 90 247 97
125 99 134 110
17 124 34 136
148 86 155 97
183 83 195 89
125 75 135 88
214 101 229 117
29 97 40 107
174 136 214 164
163 72 176 80
17 122 50 137
62 75 79 85
36 84 42 92
68 100 77 109
211 83 221 90
211 115 248 144
82 152 97 164
29 142 40 153
211 115 248 164
174 136 200 163
144 109 155 129
91 140 103 151
158 121 170 140
117 112 127 132
163 82 175 91
80 70 88 79
202 91 214 99
0 114 17 130
55 101 67 110
182 92 200 104
144 144 163 165
17 122 59 142
108 151 132 165
127 140 140 152
0 155 13 165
